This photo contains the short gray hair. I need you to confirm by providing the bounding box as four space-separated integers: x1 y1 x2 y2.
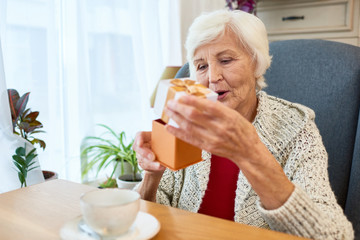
185 9 271 90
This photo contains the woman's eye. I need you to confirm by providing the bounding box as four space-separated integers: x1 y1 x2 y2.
220 59 232 64
197 64 208 71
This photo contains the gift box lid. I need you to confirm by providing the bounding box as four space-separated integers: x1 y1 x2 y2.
153 78 217 127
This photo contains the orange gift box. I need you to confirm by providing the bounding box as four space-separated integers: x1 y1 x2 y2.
153 78 218 127
151 119 202 171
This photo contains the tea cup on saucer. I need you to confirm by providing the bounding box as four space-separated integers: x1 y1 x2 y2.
80 188 140 237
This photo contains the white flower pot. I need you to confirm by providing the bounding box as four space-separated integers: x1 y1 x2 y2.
116 173 142 190
113 161 133 178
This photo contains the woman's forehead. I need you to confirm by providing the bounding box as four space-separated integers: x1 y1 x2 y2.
193 33 247 60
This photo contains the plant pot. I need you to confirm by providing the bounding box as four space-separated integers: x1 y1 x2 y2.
113 161 134 178
116 173 142 190
42 170 58 181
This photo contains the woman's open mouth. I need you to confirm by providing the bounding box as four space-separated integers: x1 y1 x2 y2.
216 91 229 100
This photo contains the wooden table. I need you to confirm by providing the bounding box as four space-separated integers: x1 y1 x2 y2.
0 179 307 240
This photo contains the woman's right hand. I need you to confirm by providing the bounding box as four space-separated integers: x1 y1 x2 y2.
133 131 166 174
133 131 166 201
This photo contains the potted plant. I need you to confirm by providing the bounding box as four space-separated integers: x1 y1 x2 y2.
115 146 142 189
7 89 57 181
81 124 142 189
12 144 39 187
8 89 46 150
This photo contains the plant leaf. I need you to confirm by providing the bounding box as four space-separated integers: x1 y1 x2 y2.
7 89 20 123
18 172 25 186
18 122 30 131
119 131 126 149
27 148 37 156
21 108 31 120
13 162 23 172
22 118 43 133
30 138 46 150
28 166 39 172
25 111 39 122
25 125 42 133
96 154 112 173
83 136 118 149
38 139 46 150
98 124 118 139
81 152 107 177
15 92 30 118
28 130 45 134
27 161 37 168
99 178 117 188
12 155 26 165
15 146 26 156
22 168 27 179
28 120 42 127
25 154 37 165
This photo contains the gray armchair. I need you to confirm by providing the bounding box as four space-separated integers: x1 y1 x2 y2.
175 39 360 239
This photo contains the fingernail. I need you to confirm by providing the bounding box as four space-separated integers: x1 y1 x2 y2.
147 153 154 161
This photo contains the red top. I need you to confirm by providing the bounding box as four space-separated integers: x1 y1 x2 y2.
198 155 240 221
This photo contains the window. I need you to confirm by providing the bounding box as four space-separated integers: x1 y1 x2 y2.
1 0 181 182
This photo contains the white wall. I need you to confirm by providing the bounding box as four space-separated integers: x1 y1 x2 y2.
179 0 225 63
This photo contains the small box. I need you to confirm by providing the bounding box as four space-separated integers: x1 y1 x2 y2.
153 78 218 127
151 119 202 171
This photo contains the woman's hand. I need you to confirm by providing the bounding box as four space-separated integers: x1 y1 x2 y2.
164 95 294 210
164 95 260 165
133 131 166 201
133 131 165 174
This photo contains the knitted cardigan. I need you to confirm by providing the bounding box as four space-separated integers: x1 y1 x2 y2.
155 91 354 240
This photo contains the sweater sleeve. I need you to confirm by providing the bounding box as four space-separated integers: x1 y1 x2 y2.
156 169 175 206
156 168 185 208
258 120 354 240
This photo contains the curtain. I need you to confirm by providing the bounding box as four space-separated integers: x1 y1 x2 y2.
0 26 44 193
1 0 181 182
179 0 225 62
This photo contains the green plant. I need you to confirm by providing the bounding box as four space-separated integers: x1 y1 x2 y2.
12 144 39 187
81 124 141 182
7 89 46 150
7 89 47 186
99 177 118 188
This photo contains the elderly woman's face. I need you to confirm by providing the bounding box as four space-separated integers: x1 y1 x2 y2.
193 30 257 115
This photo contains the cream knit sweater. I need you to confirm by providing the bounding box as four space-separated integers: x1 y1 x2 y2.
155 91 354 240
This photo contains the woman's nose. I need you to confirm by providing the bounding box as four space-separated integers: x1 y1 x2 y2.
208 64 222 83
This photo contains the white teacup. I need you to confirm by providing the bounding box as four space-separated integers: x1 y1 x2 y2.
80 189 140 237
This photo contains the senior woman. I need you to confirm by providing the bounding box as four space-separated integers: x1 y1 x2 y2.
133 9 354 239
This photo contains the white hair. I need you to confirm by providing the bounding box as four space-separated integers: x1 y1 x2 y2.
185 9 272 91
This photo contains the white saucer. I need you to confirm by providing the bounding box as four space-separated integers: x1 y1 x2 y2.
60 211 160 240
